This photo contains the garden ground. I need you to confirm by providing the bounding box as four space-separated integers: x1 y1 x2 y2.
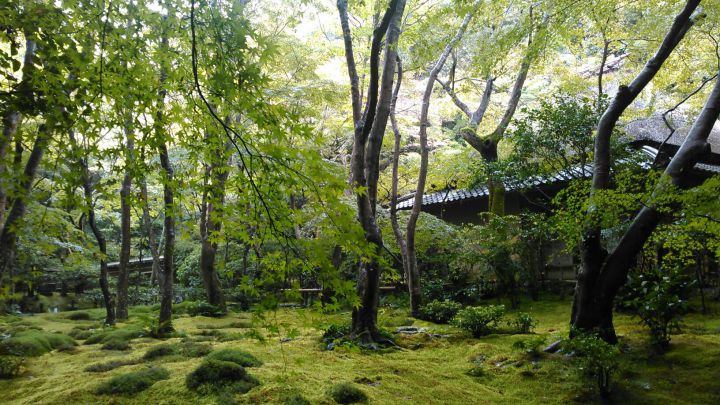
1 295 719 404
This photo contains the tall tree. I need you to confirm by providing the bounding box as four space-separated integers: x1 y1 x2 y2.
571 0 703 342
338 0 406 341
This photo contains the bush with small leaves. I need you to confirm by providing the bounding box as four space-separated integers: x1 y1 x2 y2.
509 312 537 334
563 333 620 399
95 366 170 395
0 355 24 379
327 382 367 404
185 359 259 394
451 305 505 337
207 348 263 367
419 300 462 324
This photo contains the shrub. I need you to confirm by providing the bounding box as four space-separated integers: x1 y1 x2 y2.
624 270 689 350
207 349 262 367
419 300 462 324
563 334 620 399
451 305 505 337
95 366 170 395
0 355 24 379
101 339 131 351
66 312 91 321
0 330 76 356
187 302 226 318
186 359 259 394
85 360 136 373
509 312 537 334
327 382 367 404
143 344 177 360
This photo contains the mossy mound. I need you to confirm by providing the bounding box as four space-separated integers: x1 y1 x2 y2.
185 359 259 394
0 330 76 356
143 344 176 360
85 359 137 373
85 325 145 345
68 326 96 340
101 338 131 351
207 348 262 367
283 393 311 405
179 341 212 358
95 366 170 395
66 312 92 321
327 382 367 404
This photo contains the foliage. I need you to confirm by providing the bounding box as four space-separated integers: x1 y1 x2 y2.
451 305 505 337
624 266 691 350
207 348 263 368
512 335 546 358
0 330 76 356
95 366 170 396
508 312 537 334
0 355 24 379
186 301 228 318
326 382 367 404
419 299 462 324
563 333 620 399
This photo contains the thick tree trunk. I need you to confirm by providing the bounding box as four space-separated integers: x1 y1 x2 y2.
116 122 134 320
572 0 702 342
0 125 51 282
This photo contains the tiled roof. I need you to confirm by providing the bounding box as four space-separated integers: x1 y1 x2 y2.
397 146 720 210
625 113 720 154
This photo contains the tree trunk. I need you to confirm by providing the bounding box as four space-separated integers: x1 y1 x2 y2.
116 122 134 320
338 0 404 342
0 125 51 283
140 179 161 285
70 129 116 326
572 0 702 342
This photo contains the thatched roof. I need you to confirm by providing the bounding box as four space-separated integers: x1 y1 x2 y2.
624 113 720 154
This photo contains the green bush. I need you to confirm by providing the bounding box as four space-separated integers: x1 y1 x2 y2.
451 305 505 337
143 344 177 360
186 301 226 318
85 360 136 373
207 348 263 367
95 366 170 395
419 300 462 324
0 330 76 356
66 312 91 321
185 359 259 393
0 355 24 379
509 312 537 334
327 382 367 404
101 338 131 351
563 334 620 399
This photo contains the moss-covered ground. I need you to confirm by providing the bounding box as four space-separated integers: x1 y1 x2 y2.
1 295 719 404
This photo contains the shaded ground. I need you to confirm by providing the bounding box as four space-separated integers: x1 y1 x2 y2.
1 296 719 404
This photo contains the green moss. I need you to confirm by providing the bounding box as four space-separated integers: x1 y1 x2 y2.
327 382 367 404
283 393 311 405
142 344 177 360
85 360 136 373
66 312 91 321
101 338 131 351
186 359 259 393
207 348 262 367
95 366 170 395
85 325 145 345
179 341 212 358
0 355 24 379
0 330 76 356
